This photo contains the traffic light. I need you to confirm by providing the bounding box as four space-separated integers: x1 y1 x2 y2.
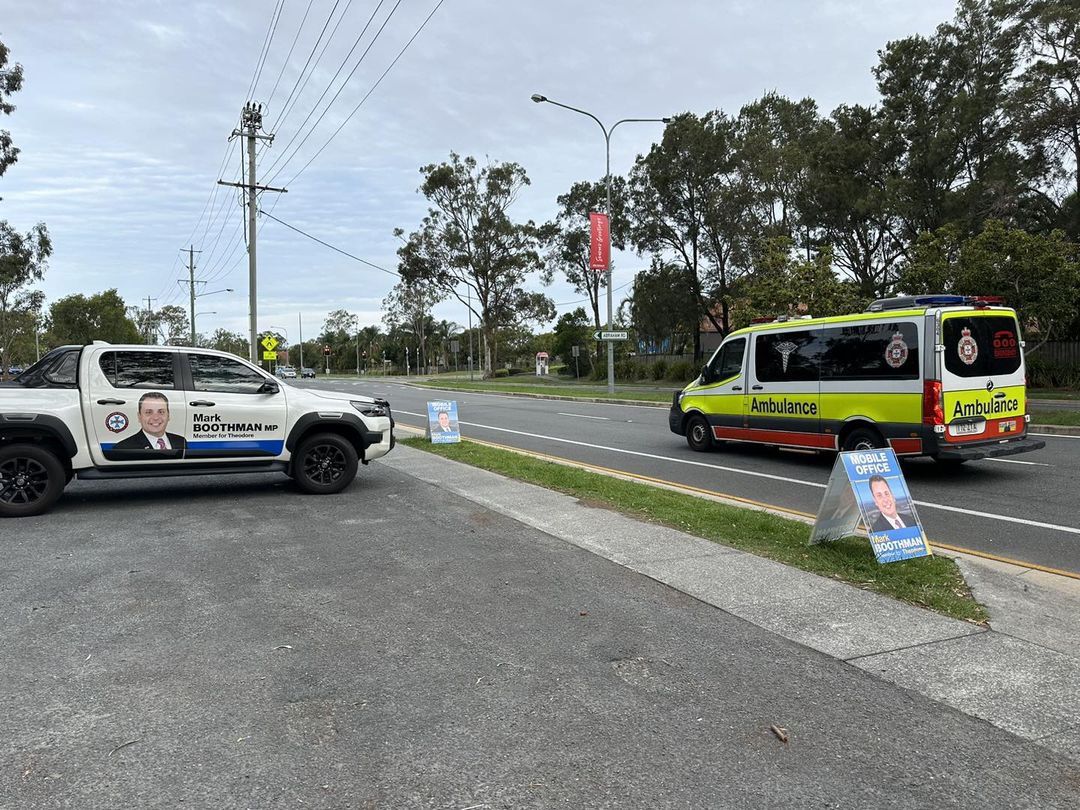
323 345 332 355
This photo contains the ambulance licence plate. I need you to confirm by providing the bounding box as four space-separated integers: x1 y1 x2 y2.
950 421 983 436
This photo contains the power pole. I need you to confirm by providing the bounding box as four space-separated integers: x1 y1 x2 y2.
187 246 199 344
144 296 157 343
298 312 304 370
218 102 286 366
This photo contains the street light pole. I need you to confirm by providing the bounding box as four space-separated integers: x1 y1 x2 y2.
531 94 669 395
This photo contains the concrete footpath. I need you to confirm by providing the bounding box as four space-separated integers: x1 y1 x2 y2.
383 446 1080 763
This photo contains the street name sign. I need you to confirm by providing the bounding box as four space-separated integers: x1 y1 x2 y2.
593 330 629 341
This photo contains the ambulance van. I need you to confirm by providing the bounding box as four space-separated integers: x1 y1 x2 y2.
669 295 1046 463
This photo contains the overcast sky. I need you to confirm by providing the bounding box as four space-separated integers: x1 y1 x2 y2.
1 0 956 344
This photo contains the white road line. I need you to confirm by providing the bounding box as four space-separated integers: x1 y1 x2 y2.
985 458 1051 467
557 412 610 420
1031 432 1080 440
396 410 1080 537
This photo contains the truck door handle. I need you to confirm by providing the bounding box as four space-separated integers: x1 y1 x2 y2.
751 385 764 391
97 398 124 405
731 385 743 391
190 400 216 407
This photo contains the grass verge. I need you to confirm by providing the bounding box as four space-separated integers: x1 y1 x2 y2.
1029 409 1080 427
410 379 675 403
402 436 988 623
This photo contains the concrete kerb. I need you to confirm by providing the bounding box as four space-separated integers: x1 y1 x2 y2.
380 443 1080 762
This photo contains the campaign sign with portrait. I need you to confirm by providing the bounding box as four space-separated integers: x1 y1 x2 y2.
426 400 460 444
811 448 931 564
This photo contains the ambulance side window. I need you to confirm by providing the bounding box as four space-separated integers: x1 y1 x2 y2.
708 338 746 381
754 330 822 382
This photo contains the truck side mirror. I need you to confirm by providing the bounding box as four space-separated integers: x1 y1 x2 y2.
700 365 712 384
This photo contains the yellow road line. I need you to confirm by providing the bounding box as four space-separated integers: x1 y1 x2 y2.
396 422 1080 581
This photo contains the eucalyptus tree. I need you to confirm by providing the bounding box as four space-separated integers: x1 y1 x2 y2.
1009 0 1080 235
800 104 908 297
0 39 51 374
736 92 822 241
395 152 550 376
628 112 756 356
623 258 698 355
873 0 1028 241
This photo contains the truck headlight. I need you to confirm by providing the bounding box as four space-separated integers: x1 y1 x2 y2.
351 401 388 418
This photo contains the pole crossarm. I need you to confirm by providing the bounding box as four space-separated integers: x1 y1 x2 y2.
217 180 289 193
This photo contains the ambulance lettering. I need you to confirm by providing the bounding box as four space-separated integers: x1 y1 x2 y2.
951 397 1020 419
750 398 818 416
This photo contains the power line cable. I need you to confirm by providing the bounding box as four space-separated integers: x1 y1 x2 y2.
246 0 287 101
260 209 399 277
261 0 394 183
267 0 352 132
264 0 316 111
282 0 444 187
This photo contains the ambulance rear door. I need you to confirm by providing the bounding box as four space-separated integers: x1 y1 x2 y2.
938 310 1027 445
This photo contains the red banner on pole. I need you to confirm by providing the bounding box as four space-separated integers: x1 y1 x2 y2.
589 212 610 271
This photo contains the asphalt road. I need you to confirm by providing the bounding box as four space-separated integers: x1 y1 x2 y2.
3 464 1078 807
307 378 1080 576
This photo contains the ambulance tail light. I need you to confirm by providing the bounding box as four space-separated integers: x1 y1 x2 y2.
922 380 944 429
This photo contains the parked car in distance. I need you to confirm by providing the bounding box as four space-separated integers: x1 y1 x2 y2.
7 366 23 376
301 367 316 379
275 366 297 379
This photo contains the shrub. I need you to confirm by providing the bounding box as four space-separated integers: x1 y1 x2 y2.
492 368 510 378
616 357 643 381
665 360 698 383
651 359 669 380
1026 355 1080 389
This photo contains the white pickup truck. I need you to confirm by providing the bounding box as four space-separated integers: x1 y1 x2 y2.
0 342 395 517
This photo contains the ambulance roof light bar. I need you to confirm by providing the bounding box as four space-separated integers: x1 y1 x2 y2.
866 294 1004 312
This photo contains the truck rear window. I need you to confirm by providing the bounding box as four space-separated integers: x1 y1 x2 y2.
942 316 1022 378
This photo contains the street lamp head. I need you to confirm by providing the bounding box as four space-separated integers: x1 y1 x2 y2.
530 94 547 104
226 288 234 292
662 117 673 124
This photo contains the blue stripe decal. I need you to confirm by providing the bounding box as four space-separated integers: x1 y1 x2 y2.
188 440 284 453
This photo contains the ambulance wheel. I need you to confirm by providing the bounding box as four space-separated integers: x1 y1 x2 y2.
841 427 883 453
0 443 67 518
685 415 714 452
293 433 358 494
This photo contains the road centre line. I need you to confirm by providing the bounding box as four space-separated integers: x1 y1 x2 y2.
557 412 610 420
394 410 1080 537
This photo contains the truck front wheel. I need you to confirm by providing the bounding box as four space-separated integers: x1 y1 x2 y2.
0 444 67 518
292 433 359 494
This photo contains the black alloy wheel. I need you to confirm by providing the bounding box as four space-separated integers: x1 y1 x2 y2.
293 433 359 494
0 444 67 518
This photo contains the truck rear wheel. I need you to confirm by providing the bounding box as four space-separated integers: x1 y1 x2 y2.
292 432 358 494
0 444 67 518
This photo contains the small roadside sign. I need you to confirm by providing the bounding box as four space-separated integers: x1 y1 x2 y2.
592 330 629 341
262 350 277 361
810 448 930 564
260 334 279 352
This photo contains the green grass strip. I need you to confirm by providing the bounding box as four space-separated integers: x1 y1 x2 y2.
1028 409 1080 427
402 436 988 623
410 379 675 402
